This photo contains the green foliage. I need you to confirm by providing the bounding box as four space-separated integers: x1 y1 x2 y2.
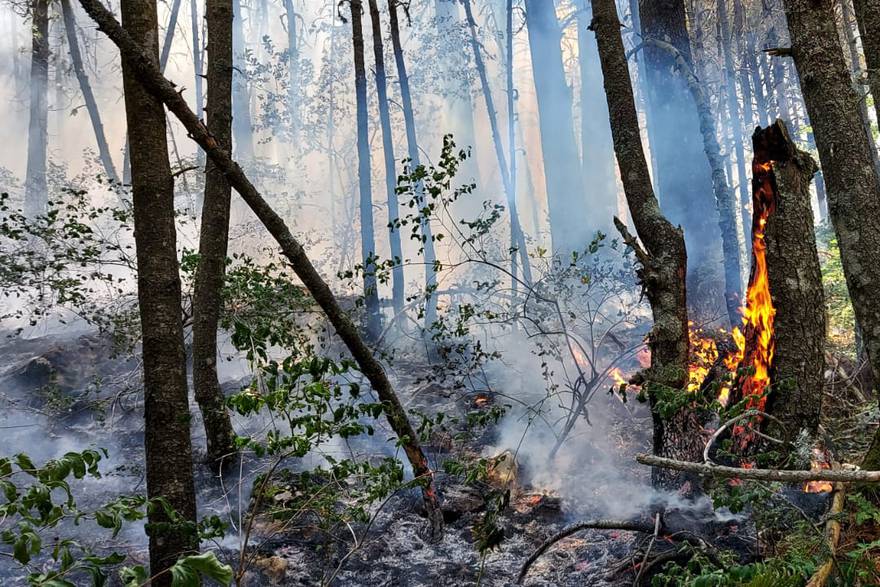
816 224 856 356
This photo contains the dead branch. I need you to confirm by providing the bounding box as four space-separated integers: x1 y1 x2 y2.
805 481 846 587
637 454 880 482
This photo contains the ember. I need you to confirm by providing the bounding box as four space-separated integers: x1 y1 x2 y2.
804 447 834 494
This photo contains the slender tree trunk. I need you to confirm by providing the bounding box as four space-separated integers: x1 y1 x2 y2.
462 0 531 286
349 0 381 340
25 0 49 218
639 0 725 313
190 0 204 119
367 0 405 317
75 0 445 536
159 0 182 70
734 0 757 237
522 0 587 254
118 0 198 577
752 121 826 440
282 0 299 142
387 0 438 331
577 0 617 237
591 0 702 492
192 0 238 468
839 0 878 162
779 0 880 469
231 0 254 159
852 0 880 133
746 30 770 126
60 0 119 182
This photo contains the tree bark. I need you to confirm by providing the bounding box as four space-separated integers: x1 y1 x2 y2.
638 0 722 297
752 120 826 439
349 0 381 340
76 0 444 537
159 0 182 70
118 0 198 578
190 0 203 119
192 0 238 468
25 0 49 218
780 0 880 469
591 0 702 492
367 0 405 318
839 0 878 164
60 0 119 183
387 0 439 331
852 0 880 130
523 0 588 254
282 0 299 142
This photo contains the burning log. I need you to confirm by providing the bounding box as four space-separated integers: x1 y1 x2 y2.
728 120 826 444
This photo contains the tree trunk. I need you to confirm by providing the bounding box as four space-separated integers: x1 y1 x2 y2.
118 0 198 578
25 0 49 218
523 0 587 254
349 0 381 340
591 0 702 492
192 0 238 468
190 0 204 166
75 0 444 536
852 0 880 130
839 0 878 165
60 0 118 183
387 0 438 332
643 37 745 328
367 0 405 317
231 0 254 160
638 0 722 301
752 120 826 440
577 0 617 237
779 0 880 469
159 0 183 70
462 0 531 286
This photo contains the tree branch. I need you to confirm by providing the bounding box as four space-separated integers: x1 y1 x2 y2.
637 453 880 482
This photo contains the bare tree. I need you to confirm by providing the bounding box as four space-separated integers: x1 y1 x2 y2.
25 0 49 218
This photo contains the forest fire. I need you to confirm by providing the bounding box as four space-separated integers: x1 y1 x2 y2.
687 323 719 392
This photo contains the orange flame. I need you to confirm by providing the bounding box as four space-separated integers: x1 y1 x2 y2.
804 447 834 493
609 367 628 387
688 323 718 392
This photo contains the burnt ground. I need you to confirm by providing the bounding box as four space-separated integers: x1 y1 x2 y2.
0 330 837 586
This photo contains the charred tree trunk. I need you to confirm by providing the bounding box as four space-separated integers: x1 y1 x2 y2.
75 0 444 536
367 0 405 317
25 0 49 218
577 0 617 236
523 0 588 254
780 0 880 469
852 0 880 130
638 0 722 302
231 0 254 160
387 0 438 332
591 0 702 492
192 0 238 468
349 0 381 340
118 0 198 577
752 121 826 440
462 0 531 286
60 0 118 183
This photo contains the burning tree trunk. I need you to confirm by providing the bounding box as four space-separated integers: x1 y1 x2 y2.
591 0 703 492
742 120 826 440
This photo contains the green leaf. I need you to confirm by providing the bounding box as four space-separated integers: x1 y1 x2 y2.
170 552 233 587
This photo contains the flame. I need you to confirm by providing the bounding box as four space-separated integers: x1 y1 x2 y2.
687 323 719 392
609 367 628 387
804 447 834 493
474 394 491 407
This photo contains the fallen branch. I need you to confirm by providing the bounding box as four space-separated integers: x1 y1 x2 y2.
637 453 880 483
805 481 846 587
76 0 443 537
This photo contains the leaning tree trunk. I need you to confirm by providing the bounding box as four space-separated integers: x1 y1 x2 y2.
462 0 531 286
523 0 588 254
118 0 198 578
367 0 405 318
591 0 703 492
387 0 438 332
25 0 49 218
780 0 880 469
60 0 118 183
349 0 381 340
159 0 182 70
192 0 238 468
643 38 744 328
75 0 444 537
752 120 826 441
852 0 880 130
